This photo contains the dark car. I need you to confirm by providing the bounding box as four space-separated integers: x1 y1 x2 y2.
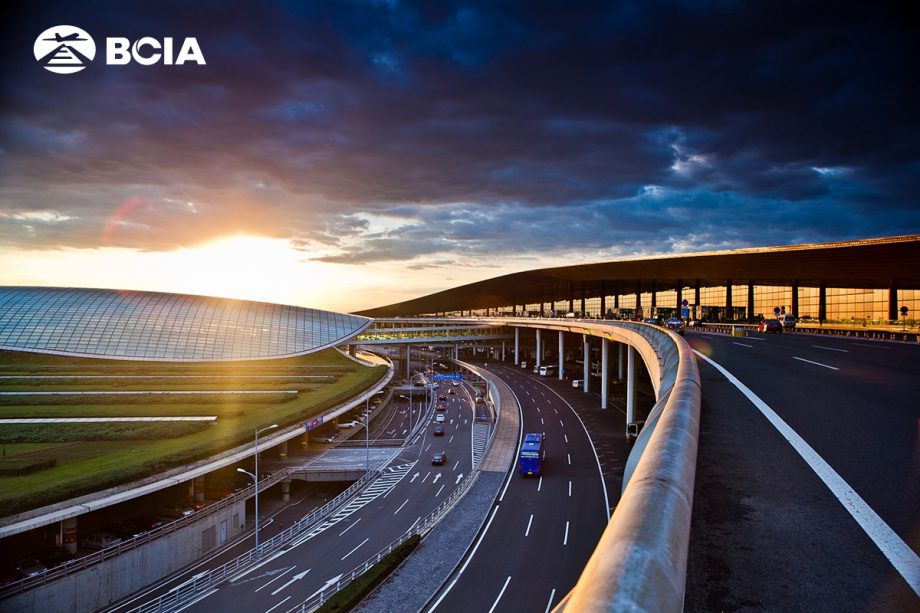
106 519 147 540
665 317 686 335
13 557 48 578
155 502 195 520
436 403 446 411
438 394 447 401
431 452 446 465
759 319 783 333
433 423 445 436
448 388 455 395
36 546 75 570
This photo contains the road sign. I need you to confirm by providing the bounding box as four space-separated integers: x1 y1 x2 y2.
304 416 323 432
901 306 909 316
433 373 462 381
773 307 781 316
681 307 690 318
682 299 689 307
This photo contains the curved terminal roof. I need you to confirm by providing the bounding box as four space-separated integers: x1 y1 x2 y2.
357 235 920 317
0 287 371 362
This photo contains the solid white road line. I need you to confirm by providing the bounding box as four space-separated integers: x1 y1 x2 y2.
564 434 568 443
695 350 920 597
793 356 839 370
813 345 849 353
393 499 409 515
544 588 557 613
341 537 370 560
732 342 754 348
436 484 445 497
567 453 571 465
537 476 543 492
488 576 512 613
568 481 572 497
338 518 361 537
262 596 291 613
541 417 544 425
255 566 295 593
851 342 890 349
449 435 454 443
453 460 460 470
563 521 570 545
525 514 534 537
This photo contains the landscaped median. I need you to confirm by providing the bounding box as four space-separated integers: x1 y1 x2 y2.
0 348 388 516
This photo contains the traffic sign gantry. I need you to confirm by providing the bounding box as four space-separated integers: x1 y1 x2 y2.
433 373 463 381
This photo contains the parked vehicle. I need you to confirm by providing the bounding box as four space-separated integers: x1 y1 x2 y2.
665 317 686 335
520 361 527 369
780 314 796 329
81 531 123 550
13 557 48 578
758 319 783 333
155 503 195 520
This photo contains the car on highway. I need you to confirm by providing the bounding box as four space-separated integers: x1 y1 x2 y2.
435 413 446 423
643 317 659 325
431 452 446 465
438 394 446 400
758 319 783 333
13 557 48 578
451 380 460 386
780 314 796 329
475 395 484 403
665 317 686 335
520 361 527 368
337 421 359 429
433 423 445 436
436 403 446 411
80 531 123 550
572 379 583 388
36 546 75 570
448 388 456 395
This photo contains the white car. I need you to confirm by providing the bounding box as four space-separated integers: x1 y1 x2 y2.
435 413 446 423
572 379 583 388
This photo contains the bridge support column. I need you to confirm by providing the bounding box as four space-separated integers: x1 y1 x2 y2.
558 331 564 380
300 432 309 450
281 477 291 504
193 476 205 504
405 345 412 379
514 327 520 365
62 517 78 554
501 341 505 362
279 440 288 461
348 344 357 357
618 343 625 381
627 345 636 424
601 338 609 410
582 335 589 393
536 329 542 368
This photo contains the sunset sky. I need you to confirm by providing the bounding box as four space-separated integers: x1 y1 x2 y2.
2 2 918 312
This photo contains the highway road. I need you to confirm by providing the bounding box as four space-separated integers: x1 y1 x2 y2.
685 330 920 611
431 363 609 613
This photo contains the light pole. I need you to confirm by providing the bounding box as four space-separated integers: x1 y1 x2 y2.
365 397 370 475
237 423 277 558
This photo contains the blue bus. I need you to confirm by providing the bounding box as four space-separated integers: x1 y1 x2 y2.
518 433 544 476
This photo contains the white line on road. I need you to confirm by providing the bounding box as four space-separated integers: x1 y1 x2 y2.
425 443 431 451
694 350 920 598
337 518 361 537
263 596 291 613
568 481 572 497
544 588 557 613
793 356 839 370
270 568 311 596
422 471 430 483
436 484 445 496
559 419 564 427
525 514 534 536
553 408 558 414
449 435 454 443
812 345 849 352
537 476 543 492
563 521 570 545
851 342 890 349
567 453 571 465
453 460 460 470
541 417 544 425
564 434 568 443
341 537 370 560
393 499 409 515
732 342 754 348
488 576 512 613
254 566 295 592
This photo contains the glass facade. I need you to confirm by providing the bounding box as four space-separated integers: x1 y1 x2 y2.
0 287 371 361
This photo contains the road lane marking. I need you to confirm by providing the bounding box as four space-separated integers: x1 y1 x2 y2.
436 484 445 497
254 566 295 592
851 342 890 349
559 419 564 427
563 521 570 545
564 434 568 443
568 481 572 497
732 342 754 348
567 453 571 465
537 476 543 492
525 514 534 536
813 345 849 353
449 435 454 443
393 499 409 515
425 443 431 451
793 356 839 370
544 588 557 613
337 518 361 537
694 349 920 597
341 537 370 560
270 568 311 596
422 471 430 483
553 408 558 414
488 576 512 613
541 417 544 425
452 460 460 470
263 596 291 613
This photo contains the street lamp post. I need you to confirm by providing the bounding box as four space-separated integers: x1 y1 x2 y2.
365 397 370 475
237 423 278 558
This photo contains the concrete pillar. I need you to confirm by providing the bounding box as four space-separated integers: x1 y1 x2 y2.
558 331 564 380
281 477 291 504
514 327 520 364
819 282 827 324
279 440 288 461
618 342 625 381
582 335 589 393
536 329 542 367
600 293 606 317
627 345 636 424
193 476 205 503
725 280 733 321
348 344 357 357
301 432 309 450
747 282 755 321
501 341 505 362
62 517 78 554
676 281 683 312
888 281 898 322
601 337 609 410
791 282 799 318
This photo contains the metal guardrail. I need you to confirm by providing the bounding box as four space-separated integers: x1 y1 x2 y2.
697 322 920 343
0 468 293 599
286 470 481 613
129 472 378 613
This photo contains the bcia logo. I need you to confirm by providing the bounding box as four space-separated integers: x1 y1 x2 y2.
34 25 205 74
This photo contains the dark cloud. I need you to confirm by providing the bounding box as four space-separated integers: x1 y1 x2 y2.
1 1 918 261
